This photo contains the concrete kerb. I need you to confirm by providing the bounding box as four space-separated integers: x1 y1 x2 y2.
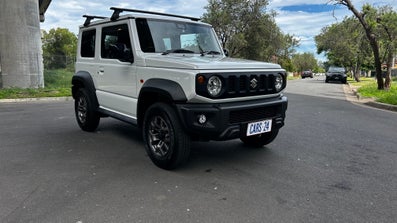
346 83 397 112
0 96 73 103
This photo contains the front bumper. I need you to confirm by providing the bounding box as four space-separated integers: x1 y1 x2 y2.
175 96 288 141
327 74 346 81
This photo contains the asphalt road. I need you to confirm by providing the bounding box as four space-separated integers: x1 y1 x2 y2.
1 76 396 223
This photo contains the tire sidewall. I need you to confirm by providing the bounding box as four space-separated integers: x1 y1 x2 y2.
143 103 190 169
74 88 99 132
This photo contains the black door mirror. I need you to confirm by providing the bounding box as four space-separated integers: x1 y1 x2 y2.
223 49 229 57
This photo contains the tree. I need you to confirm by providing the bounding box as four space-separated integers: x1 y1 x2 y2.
330 1 390 89
42 28 77 70
315 17 372 81
202 0 298 65
377 7 397 89
291 53 318 73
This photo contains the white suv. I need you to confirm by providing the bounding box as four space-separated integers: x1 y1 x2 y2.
72 7 288 169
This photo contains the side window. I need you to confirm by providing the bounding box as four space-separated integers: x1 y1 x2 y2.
101 24 133 62
136 18 155 52
81 29 96 58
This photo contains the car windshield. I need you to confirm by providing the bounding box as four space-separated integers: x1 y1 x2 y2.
328 67 345 72
136 18 222 55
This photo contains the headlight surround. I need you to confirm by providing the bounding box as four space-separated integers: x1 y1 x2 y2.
274 75 284 92
207 75 223 97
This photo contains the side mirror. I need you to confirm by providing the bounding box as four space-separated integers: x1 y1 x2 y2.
223 49 229 57
120 50 134 63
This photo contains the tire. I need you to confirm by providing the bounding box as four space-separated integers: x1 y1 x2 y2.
240 129 279 148
74 88 100 132
143 103 191 170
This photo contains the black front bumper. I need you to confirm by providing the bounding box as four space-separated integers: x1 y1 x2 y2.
175 96 288 141
327 74 346 81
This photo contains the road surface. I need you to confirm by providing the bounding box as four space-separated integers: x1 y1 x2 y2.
1 76 396 222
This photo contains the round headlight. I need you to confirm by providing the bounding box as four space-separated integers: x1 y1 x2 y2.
207 76 222 97
275 76 283 92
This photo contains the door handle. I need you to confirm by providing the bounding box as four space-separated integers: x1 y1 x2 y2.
98 68 104 75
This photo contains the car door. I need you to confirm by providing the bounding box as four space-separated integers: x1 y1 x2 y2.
96 22 138 118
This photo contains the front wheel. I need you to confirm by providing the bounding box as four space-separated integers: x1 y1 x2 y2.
240 129 279 147
143 103 191 170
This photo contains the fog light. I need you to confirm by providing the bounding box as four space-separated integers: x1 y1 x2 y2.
198 114 207 124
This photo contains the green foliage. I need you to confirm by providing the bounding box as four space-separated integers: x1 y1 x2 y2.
358 79 397 105
42 28 77 70
315 17 372 71
44 69 73 88
202 0 299 65
0 69 73 99
349 77 397 105
291 53 318 72
321 2 397 87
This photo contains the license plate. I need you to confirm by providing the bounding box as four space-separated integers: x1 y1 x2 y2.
246 119 272 136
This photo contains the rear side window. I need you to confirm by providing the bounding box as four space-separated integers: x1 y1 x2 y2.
80 29 96 58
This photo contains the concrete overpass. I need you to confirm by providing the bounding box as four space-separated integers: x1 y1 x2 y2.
0 0 52 88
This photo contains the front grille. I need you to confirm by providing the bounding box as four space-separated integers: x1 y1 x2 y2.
196 72 286 99
227 74 275 96
229 105 279 124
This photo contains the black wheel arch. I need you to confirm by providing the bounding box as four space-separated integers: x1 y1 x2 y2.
137 79 187 128
72 71 99 107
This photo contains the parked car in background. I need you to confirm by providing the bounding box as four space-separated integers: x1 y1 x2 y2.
325 66 347 84
301 70 313 79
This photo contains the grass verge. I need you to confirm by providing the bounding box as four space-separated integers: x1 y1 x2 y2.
0 69 73 99
348 77 397 105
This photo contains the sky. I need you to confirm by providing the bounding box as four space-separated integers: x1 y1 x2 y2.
41 0 396 62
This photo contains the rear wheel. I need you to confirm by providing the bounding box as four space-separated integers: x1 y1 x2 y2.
74 88 100 132
143 103 191 170
240 129 279 147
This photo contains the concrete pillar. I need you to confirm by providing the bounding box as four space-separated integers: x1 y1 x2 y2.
0 0 44 88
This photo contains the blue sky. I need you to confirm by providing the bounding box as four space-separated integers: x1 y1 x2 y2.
280 4 342 13
41 0 396 62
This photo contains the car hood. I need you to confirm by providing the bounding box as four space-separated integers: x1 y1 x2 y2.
143 54 282 70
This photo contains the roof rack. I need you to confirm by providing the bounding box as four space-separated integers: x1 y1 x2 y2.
110 7 200 22
83 15 108 26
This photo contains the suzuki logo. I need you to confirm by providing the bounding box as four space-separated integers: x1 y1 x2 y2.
250 77 258 89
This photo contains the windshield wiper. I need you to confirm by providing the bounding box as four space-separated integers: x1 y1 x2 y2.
162 49 195 55
200 50 221 56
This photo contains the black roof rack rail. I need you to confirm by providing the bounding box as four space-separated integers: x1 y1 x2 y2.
110 7 200 22
83 15 107 26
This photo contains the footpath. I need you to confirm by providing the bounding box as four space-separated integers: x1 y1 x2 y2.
0 97 72 103
344 84 397 112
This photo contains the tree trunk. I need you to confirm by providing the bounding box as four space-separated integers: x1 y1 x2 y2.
369 36 384 90
385 50 393 90
339 0 384 89
353 64 361 82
